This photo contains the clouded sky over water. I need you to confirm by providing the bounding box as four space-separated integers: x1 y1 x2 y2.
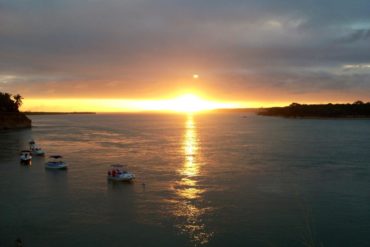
1 0 370 105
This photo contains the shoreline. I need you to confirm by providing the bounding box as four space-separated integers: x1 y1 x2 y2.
24 111 96 115
259 115 370 120
258 102 370 119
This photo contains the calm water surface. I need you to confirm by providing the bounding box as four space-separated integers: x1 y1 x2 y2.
1 113 370 246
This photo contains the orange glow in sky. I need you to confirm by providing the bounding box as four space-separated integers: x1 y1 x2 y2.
22 93 257 113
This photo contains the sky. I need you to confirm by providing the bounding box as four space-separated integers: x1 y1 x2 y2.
1 0 370 111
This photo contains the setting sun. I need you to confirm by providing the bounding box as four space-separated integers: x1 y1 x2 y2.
168 94 216 112
129 93 238 113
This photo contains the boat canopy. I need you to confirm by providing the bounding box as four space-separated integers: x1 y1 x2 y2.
49 155 63 159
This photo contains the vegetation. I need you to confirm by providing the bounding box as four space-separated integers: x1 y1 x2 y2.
0 92 31 129
0 92 23 112
258 101 370 118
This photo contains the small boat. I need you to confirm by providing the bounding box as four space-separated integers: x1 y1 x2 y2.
45 155 67 170
107 164 135 182
20 150 32 165
29 140 45 156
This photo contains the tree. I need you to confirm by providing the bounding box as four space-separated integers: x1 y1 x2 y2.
13 94 24 108
353 100 364 105
0 92 21 112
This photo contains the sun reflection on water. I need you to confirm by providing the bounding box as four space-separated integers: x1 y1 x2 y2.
172 114 213 245
182 116 199 179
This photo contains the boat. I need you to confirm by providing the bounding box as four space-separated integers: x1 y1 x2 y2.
20 150 32 165
29 140 45 156
107 165 135 182
45 155 67 169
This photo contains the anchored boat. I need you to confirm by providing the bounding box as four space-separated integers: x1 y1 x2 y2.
45 155 67 170
107 164 135 182
29 140 45 156
20 150 32 165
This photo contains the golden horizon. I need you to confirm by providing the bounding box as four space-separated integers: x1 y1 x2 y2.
21 96 346 113
22 96 362 113
20 93 304 113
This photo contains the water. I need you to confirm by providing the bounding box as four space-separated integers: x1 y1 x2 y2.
1 113 370 247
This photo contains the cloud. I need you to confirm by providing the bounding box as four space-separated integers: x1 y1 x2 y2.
339 29 370 43
342 64 370 70
1 0 370 101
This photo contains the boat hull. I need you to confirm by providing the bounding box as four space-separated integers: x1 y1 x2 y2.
32 150 45 156
45 162 68 170
20 159 31 165
107 174 135 182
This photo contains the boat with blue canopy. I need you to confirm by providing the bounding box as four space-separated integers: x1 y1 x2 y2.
45 155 67 169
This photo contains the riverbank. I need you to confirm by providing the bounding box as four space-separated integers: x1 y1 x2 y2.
0 112 31 129
24 111 96 115
258 102 370 118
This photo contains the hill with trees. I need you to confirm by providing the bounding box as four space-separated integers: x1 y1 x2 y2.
258 101 370 118
0 92 31 129
0 92 24 112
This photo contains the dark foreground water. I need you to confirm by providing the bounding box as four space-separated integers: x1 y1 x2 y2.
1 113 370 247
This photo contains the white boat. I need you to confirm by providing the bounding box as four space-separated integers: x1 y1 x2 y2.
20 150 32 165
107 165 135 182
45 155 67 170
29 140 45 156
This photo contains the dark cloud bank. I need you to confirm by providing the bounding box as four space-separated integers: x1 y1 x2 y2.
1 0 370 102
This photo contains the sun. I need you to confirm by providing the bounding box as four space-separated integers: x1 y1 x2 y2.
168 94 217 113
129 93 238 113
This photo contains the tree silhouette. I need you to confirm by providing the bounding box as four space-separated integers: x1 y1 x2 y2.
353 100 364 105
258 101 370 118
0 92 22 112
13 94 24 108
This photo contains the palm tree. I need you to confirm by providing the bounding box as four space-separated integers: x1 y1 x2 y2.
13 94 23 109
